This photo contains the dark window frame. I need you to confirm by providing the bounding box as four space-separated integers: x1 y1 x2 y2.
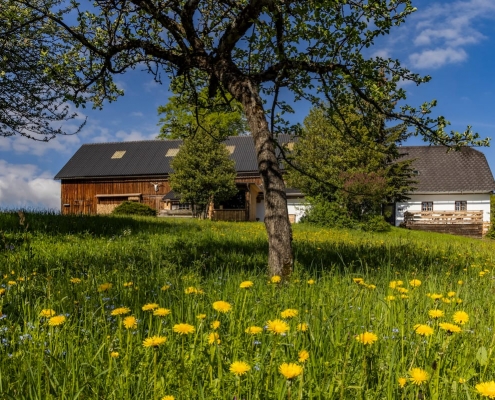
421 201 433 212
455 200 467 211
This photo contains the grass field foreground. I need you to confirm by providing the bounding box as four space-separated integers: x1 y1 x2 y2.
1 211 495 399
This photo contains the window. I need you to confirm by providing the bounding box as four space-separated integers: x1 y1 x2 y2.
421 202 433 212
455 201 467 211
171 202 191 210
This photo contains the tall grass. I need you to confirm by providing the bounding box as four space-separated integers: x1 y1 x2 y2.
1 211 495 399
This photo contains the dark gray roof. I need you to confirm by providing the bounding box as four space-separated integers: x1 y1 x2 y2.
400 146 495 193
55 135 294 179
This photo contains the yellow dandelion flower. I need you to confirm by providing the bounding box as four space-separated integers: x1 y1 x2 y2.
153 308 171 317
396 287 408 294
230 361 251 376
48 315 66 327
385 295 396 301
39 309 56 318
123 316 137 330
453 311 469 325
245 326 263 335
400 295 409 299
212 301 232 313
110 351 119 358
476 381 495 398
409 368 429 385
184 287 200 294
267 319 289 335
353 278 364 284
208 332 220 345
240 281 254 289
389 281 398 289
447 291 456 297
279 363 303 379
442 298 451 304
458 280 464 285
70 278 81 284
173 323 195 335
161 284 171 291
197 314 206 320
398 377 407 388
456 298 463 304
439 322 461 333
280 309 298 319
356 332 378 345
480 271 487 277
211 320 220 330
413 324 434 336
428 309 444 319
7 281 16 286
161 396 175 400
366 284 376 289
430 293 443 300
123 282 133 287
297 323 309 332
0 288 5 296
111 307 131 316
409 279 422 287
270 275 281 283
298 350 309 363
98 283 112 292
143 335 167 348
459 378 466 384
142 303 159 312
307 279 315 285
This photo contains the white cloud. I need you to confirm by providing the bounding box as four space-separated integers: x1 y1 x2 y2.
0 160 60 210
407 0 495 69
130 111 144 117
409 47 467 69
115 129 158 141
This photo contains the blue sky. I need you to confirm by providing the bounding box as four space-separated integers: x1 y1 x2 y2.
1 0 494 209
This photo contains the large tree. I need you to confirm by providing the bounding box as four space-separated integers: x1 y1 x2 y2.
4 0 488 277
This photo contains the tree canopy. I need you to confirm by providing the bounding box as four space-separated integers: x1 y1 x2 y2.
157 79 246 140
0 3 86 139
169 132 238 218
287 105 415 223
2 0 489 276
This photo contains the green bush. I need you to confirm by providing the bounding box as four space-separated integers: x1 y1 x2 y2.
112 201 157 217
300 198 390 232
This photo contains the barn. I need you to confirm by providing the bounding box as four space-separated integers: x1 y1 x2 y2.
395 146 495 237
54 135 306 222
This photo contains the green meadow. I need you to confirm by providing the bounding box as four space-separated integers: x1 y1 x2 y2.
1 211 495 399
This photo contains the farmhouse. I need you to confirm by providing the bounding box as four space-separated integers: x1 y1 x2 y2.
54 135 306 222
395 146 495 237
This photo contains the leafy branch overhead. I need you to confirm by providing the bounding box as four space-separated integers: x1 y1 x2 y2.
3 0 487 147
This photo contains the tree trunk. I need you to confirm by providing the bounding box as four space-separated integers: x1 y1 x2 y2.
217 65 293 277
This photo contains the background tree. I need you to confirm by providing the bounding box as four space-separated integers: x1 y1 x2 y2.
169 132 238 218
7 0 489 277
157 78 247 140
287 105 415 223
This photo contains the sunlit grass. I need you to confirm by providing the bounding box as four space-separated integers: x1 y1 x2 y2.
1 211 495 399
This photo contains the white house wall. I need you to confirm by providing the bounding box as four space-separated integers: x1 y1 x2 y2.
395 193 491 226
255 198 309 223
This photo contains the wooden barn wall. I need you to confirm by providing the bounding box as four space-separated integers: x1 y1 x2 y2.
61 178 171 215
61 174 263 215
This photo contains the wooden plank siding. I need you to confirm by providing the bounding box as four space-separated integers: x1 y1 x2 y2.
61 177 171 214
60 175 263 217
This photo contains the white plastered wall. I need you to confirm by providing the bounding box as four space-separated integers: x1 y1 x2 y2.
255 198 309 223
395 193 492 226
